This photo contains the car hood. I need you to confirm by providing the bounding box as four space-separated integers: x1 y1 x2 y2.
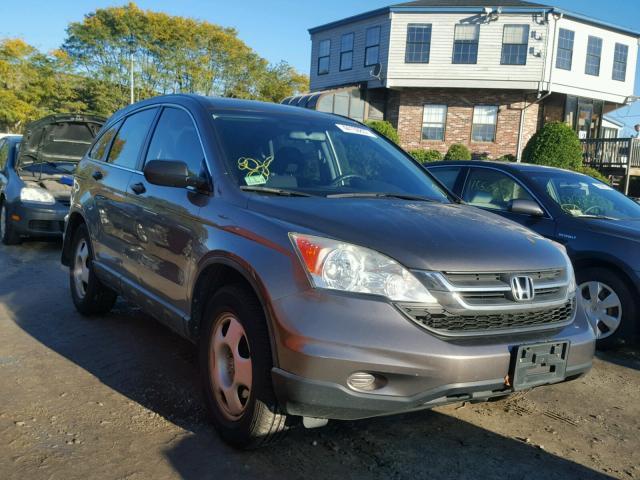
248 197 567 272
582 218 640 242
18 114 104 166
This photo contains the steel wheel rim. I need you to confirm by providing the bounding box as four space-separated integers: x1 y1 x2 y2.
579 281 622 340
0 205 6 240
73 239 90 299
209 312 252 421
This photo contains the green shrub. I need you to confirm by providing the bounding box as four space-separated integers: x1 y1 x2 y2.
365 120 399 144
576 166 610 184
409 149 443 164
496 154 517 162
522 121 583 170
444 143 472 161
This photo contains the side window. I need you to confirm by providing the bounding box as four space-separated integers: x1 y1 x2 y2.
0 140 8 170
89 122 120 161
107 109 157 169
145 107 205 177
463 168 535 211
429 166 463 193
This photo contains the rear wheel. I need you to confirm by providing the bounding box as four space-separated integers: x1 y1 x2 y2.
577 267 636 349
200 284 288 449
69 224 117 315
1 202 21 245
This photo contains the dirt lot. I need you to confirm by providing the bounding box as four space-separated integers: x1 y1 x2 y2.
0 240 639 480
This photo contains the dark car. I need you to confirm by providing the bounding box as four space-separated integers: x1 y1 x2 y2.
0 114 105 244
61 95 593 448
426 160 640 348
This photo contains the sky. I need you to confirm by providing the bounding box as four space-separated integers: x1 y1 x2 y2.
1 0 639 130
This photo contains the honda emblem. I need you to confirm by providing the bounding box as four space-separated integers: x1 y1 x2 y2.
511 276 535 302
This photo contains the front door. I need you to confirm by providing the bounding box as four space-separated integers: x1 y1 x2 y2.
461 167 558 239
124 106 209 334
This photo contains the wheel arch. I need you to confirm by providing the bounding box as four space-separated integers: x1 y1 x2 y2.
189 254 280 367
61 211 87 266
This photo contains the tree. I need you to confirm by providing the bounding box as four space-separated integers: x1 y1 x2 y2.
63 3 308 106
522 121 583 170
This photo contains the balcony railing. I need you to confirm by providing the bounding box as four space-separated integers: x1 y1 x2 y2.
581 137 640 170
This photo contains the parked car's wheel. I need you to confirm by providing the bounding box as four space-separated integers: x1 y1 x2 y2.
1 202 21 245
200 284 288 449
69 224 117 316
577 267 636 349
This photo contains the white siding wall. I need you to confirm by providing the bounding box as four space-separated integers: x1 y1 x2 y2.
545 16 638 103
387 12 547 89
309 14 391 91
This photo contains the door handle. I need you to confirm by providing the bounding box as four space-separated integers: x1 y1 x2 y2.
92 170 103 180
130 182 146 195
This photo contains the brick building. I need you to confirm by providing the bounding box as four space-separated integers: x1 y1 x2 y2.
283 0 639 160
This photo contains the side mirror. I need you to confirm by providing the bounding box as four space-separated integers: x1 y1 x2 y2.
143 160 209 191
510 199 544 217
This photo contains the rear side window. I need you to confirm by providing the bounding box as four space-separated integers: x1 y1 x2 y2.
145 107 205 177
462 168 534 211
429 166 463 193
107 108 157 169
89 122 120 161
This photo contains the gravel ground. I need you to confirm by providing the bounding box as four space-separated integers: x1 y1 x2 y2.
0 240 639 480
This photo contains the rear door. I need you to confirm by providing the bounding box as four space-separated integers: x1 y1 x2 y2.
460 166 557 238
124 105 209 334
86 108 159 285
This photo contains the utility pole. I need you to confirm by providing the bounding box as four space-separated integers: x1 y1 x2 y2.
129 36 135 105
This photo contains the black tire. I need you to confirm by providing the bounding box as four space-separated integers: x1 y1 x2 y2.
577 267 636 349
69 224 117 316
1 201 21 245
199 284 288 449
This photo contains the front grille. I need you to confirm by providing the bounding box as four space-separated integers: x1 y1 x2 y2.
28 220 64 233
399 300 576 335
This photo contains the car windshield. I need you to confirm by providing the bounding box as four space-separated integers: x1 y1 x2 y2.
211 112 449 201
530 170 640 220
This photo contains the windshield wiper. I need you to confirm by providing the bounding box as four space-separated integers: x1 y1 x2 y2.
576 214 619 220
326 192 439 202
240 186 313 197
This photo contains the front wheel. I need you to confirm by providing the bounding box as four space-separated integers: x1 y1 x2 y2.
577 267 636 349
200 285 288 448
69 224 117 316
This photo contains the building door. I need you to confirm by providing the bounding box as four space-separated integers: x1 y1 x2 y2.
577 103 593 139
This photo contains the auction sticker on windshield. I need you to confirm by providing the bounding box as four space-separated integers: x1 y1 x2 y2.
336 124 377 138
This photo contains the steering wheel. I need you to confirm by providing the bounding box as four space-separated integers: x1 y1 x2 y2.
561 203 580 213
584 205 604 215
330 174 366 187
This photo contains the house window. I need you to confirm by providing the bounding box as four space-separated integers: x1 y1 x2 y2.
453 24 479 64
318 39 331 75
612 43 628 81
405 24 432 63
422 105 447 141
501 25 529 65
556 28 574 70
365 26 381 66
340 33 354 71
472 106 498 142
585 36 602 76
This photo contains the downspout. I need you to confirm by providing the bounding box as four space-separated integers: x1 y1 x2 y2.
516 92 553 161
517 10 560 161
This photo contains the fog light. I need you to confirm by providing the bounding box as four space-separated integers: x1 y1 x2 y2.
347 372 377 391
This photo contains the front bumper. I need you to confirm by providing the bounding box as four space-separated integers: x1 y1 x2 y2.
270 290 595 420
10 201 68 237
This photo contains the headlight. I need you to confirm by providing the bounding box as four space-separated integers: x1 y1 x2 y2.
20 187 55 205
290 233 438 303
